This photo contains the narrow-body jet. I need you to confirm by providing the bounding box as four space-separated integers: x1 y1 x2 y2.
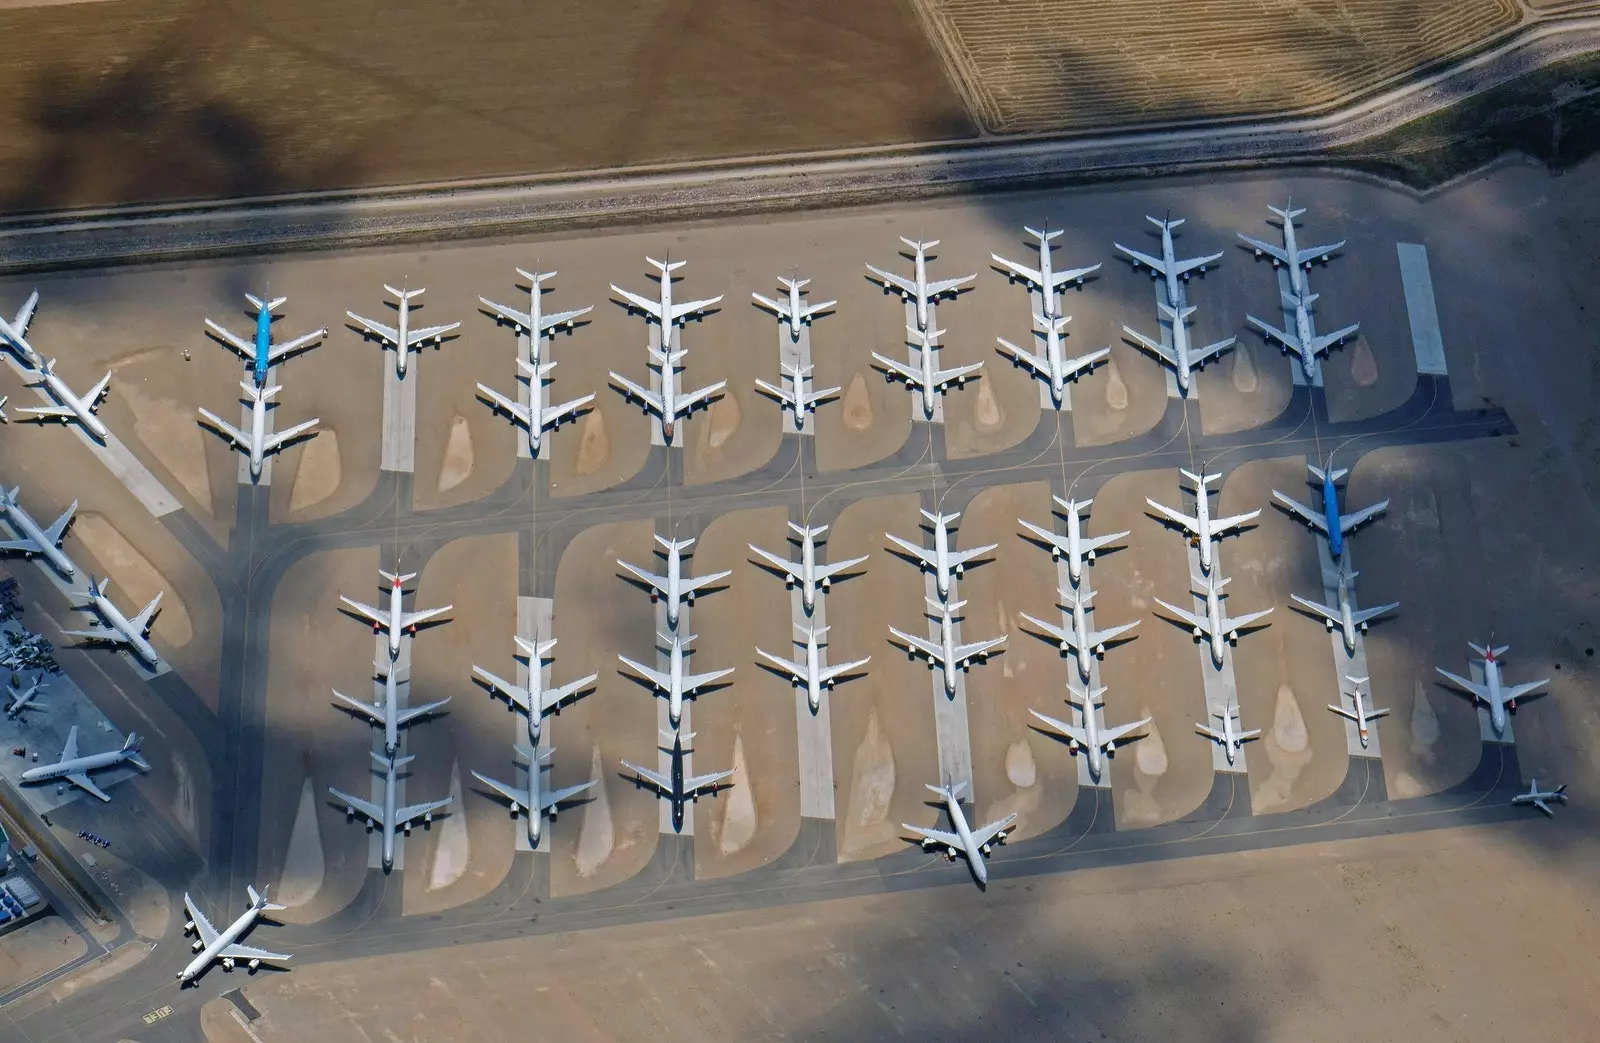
1195 700 1261 765
1513 778 1568 817
4 675 47 719
1328 675 1390 748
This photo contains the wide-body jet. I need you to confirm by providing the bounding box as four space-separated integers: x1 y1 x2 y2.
329 751 454 871
62 577 163 668
866 237 974 332
480 268 592 363
0 485 77 578
611 257 722 329
473 745 594 848
621 729 734 834
617 535 731 630
1146 469 1259 574
1123 302 1236 395
1115 213 1224 308
753 362 840 430
996 312 1109 405
609 343 726 446
1246 292 1359 385
333 663 449 756
885 508 996 601
1153 570 1273 668
177 886 289 984
1029 684 1150 782
1272 462 1387 559
991 224 1100 318
755 624 870 713
197 382 320 480
338 569 453 661
4 674 47 719
476 357 594 457
617 632 733 728
1290 569 1398 655
0 289 41 363
902 779 1016 886
871 325 983 419
1019 585 1138 682
347 286 460 378
1238 201 1345 300
747 522 867 615
20 727 148 801
16 359 112 441
473 635 597 745
751 276 835 340
889 599 1006 697
1435 641 1548 736
205 293 326 385
1017 495 1127 587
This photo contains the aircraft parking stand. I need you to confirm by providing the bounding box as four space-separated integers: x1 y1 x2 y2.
655 594 693 835
1277 266 1326 389
919 576 976 799
1397 244 1449 377
1184 542 1250 774
1314 538 1383 760
516 595 555 853
21 547 171 680
240 364 278 486
901 301 945 423
514 332 535 460
379 353 418 474
1472 658 1512 745
645 325 673 447
775 322 817 437
1149 271 1185 400
368 632 411 871
787 577 836 820
1050 558 1111 789
1032 285 1071 412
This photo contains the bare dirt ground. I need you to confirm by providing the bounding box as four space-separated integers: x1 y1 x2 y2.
411 335 516 512
216 821 1600 1043
0 915 84 993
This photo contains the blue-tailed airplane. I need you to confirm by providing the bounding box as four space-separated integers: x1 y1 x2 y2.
205 294 328 385
1271 462 1387 559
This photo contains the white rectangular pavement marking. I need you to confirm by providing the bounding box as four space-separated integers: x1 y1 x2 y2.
516 596 555 853
923 572 974 798
380 356 418 474
1052 560 1108 788
775 324 815 437
902 301 945 423
1397 244 1448 376
656 598 690 834
369 633 411 870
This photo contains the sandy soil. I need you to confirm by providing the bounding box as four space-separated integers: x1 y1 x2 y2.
676 506 800 877
546 520 661 897
412 325 515 511
823 494 941 861
79 845 171 940
0 915 84 993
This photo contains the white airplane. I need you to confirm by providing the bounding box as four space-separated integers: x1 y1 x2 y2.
996 313 1109 406
177 885 289 984
866 237 975 332
346 286 460 378
0 289 41 363
479 268 593 363
1328 675 1390 749
19 728 148 802
338 569 453 661
1435 641 1549 737
1145 469 1260 574
0 486 78 578
476 357 595 457
4 675 48 719
888 599 1007 698
751 276 835 340
1019 585 1139 683
473 746 594 849
1153 569 1274 669
902 779 1016 886
609 342 727 446
1246 293 1360 384
1238 201 1345 300
0 396 7 421
1195 700 1261 765
617 535 731 630
1512 778 1568 817
328 751 453 872
870 325 984 420
621 728 734 835
885 508 996 601
62 577 163 668
14 358 112 441
473 635 597 745
991 224 1101 319
1115 213 1224 308
611 257 722 329
1271 462 1387 560
753 362 841 430
755 624 871 714
1017 495 1127 587
204 293 327 385
332 663 449 757
1290 570 1398 655
617 632 734 729
197 382 320 481
1122 302 1236 396
747 522 868 616
1029 684 1150 782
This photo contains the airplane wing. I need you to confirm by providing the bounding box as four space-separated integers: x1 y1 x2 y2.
1086 620 1139 648
1145 498 1200 534
0 537 43 555
864 265 916 297
395 796 453 826
66 772 112 802
617 654 671 691
679 568 732 596
669 295 722 325
1351 601 1400 626
1016 518 1069 556
968 813 1017 850
197 408 249 449
902 823 962 850
331 690 384 724
746 544 798 576
60 626 133 647
609 371 665 415
883 532 936 568
802 383 843 408
990 254 1043 286
1222 608 1274 633
1187 336 1237 367
478 297 534 329
1153 597 1207 632
754 648 805 680
203 320 255 360
888 626 944 664
1246 315 1300 352
9 290 38 339
1099 717 1152 747
1504 680 1550 701
926 275 974 297
472 666 530 712
821 656 871 683
995 338 1048 377
610 285 665 321
812 553 868 583
405 322 461 347
346 312 400 345
620 759 673 796
953 635 1007 665
183 894 221 946
946 541 997 570
801 300 837 321
59 726 80 762
869 352 921 386
682 666 735 692
1295 240 1346 265
616 559 668 594
1435 668 1490 700
1238 233 1290 265
674 380 727 418
1272 491 1327 533
328 786 387 826
15 405 77 422
1338 499 1388 534
684 768 735 796
267 329 327 364
264 417 319 452
1062 347 1112 378
750 292 792 320
1018 611 1072 646
1079 527 1128 555
43 503 76 545
1173 251 1223 278
337 596 386 627
1029 709 1089 747
85 372 113 407
471 770 529 812
217 942 292 964
1210 508 1261 534
398 604 452 631
1113 243 1168 274
542 779 596 810
931 361 984 390
1313 323 1361 355
1288 594 1338 623
540 674 597 715
1122 326 1178 367
540 393 595 430
476 383 531 426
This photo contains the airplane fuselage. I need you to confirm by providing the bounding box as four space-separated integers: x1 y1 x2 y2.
932 523 954 598
1079 701 1108 781
380 580 406 658
1042 323 1069 400
1065 507 1087 585
251 308 273 383
785 282 805 340
912 249 932 331
657 346 682 444
1281 219 1308 297
40 367 109 441
1204 590 1228 666
1035 242 1058 319
1 500 75 577
1158 227 1185 308
668 740 688 832
943 794 986 885
803 635 824 711
799 534 820 614
525 364 549 456
380 669 401 754
245 392 271 477
936 609 960 696
179 906 263 983
662 545 686 628
1221 715 1241 764
20 746 134 785
394 299 413 378
916 334 938 417
380 758 400 869
1320 476 1345 557
666 641 686 726
1069 601 1094 681
91 593 160 666
1483 657 1510 734
523 765 545 848
1192 491 1216 573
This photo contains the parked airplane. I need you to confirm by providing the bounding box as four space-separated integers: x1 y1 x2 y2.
4 675 47 719
1290 570 1398 655
14 358 112 441
1272 462 1387 559
889 599 1007 697
198 383 320 481
611 257 722 329
753 362 841 430
473 636 598 745
20 727 148 802
476 357 595 457
177 886 289 984
472 746 594 849
0 396 7 421
621 728 734 834
329 751 453 871
0 486 77 578
1435 641 1549 737
1238 201 1344 300
751 276 835 340
872 325 984 419
62 577 163 668
205 294 327 385
1122 302 1236 395
333 663 449 757
1029 684 1150 782
996 313 1109 406
1115 213 1224 307
1246 293 1359 384
755 624 870 713
885 508 996 600
902 779 1016 886
991 224 1101 318
617 632 733 729
1328 675 1390 749
0 289 40 363
1017 496 1127 587
1019 585 1139 683
346 286 460 378
1512 778 1568 817
609 341 727 446
1145 469 1260 574
1153 569 1273 668
747 523 868 615
866 238 975 332
1195 700 1261 765
617 535 731 630
338 569 453 660
479 268 593 361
